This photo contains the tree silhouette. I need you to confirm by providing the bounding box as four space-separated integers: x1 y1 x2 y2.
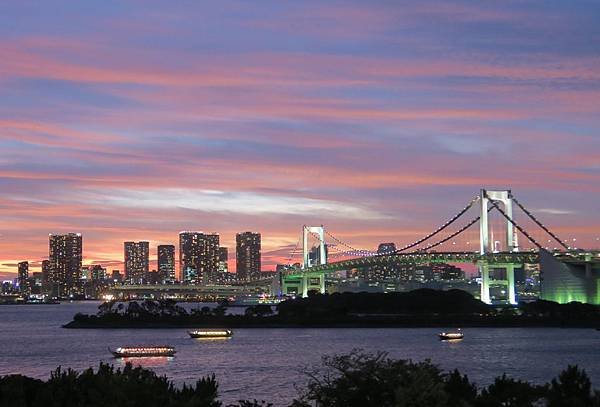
547 365 596 407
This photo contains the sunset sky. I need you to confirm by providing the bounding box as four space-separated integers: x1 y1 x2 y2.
1 1 599 279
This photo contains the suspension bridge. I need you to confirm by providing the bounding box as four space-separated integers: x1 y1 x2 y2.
279 189 600 305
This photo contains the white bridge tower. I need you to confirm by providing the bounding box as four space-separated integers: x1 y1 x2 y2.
300 225 327 296
479 189 519 305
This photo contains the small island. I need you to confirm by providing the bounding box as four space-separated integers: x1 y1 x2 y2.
63 289 600 329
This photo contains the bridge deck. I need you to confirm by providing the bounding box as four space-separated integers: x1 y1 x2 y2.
284 250 600 277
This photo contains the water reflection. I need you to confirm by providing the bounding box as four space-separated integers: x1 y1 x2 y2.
191 337 233 342
115 357 174 368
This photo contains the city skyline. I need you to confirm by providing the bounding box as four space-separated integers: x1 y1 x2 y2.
1 230 266 280
1 1 600 278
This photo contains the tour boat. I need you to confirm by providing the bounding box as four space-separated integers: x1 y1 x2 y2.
109 346 176 358
188 329 233 338
438 330 464 341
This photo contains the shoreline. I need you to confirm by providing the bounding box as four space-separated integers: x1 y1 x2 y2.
63 317 600 329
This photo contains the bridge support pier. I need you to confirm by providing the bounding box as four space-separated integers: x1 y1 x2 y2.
301 225 328 297
479 261 518 305
480 263 490 304
282 273 326 297
506 264 516 305
301 275 308 298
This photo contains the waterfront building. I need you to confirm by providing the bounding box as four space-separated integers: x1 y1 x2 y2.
17 261 29 293
158 245 176 282
179 232 220 284
356 243 400 281
1 281 13 294
124 241 149 284
80 266 90 280
146 270 160 284
41 260 50 281
215 247 239 284
218 247 228 273
111 270 123 283
432 263 465 280
377 243 397 255
40 260 50 294
90 265 107 281
539 249 600 304
236 232 261 282
49 233 83 297
309 244 328 266
32 272 43 286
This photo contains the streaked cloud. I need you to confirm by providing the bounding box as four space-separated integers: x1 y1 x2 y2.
535 208 577 216
87 188 390 220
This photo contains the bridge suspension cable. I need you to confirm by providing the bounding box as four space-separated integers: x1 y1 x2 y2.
415 205 493 252
419 216 481 252
484 192 543 250
324 230 376 256
510 194 570 250
286 239 301 264
395 196 479 253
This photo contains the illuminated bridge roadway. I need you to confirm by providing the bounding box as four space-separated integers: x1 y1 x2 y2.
285 250 600 276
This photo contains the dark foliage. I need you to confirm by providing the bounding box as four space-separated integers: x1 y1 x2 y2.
0 363 220 407
476 374 545 407
245 304 274 317
68 292 600 329
277 290 489 319
292 350 600 407
547 365 598 407
444 369 477 406
520 300 600 320
228 401 273 407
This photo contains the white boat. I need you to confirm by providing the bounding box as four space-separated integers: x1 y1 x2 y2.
438 329 464 341
109 346 176 357
188 329 233 338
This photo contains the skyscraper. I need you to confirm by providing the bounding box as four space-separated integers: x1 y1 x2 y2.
41 260 50 283
158 244 176 282
236 232 261 282
49 233 83 297
17 261 29 293
179 232 220 284
218 247 228 273
124 241 149 283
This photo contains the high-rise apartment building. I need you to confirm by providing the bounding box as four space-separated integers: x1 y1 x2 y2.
49 233 83 297
158 244 176 282
41 260 50 284
179 232 220 284
218 247 228 273
236 232 261 282
124 241 149 283
17 261 29 292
